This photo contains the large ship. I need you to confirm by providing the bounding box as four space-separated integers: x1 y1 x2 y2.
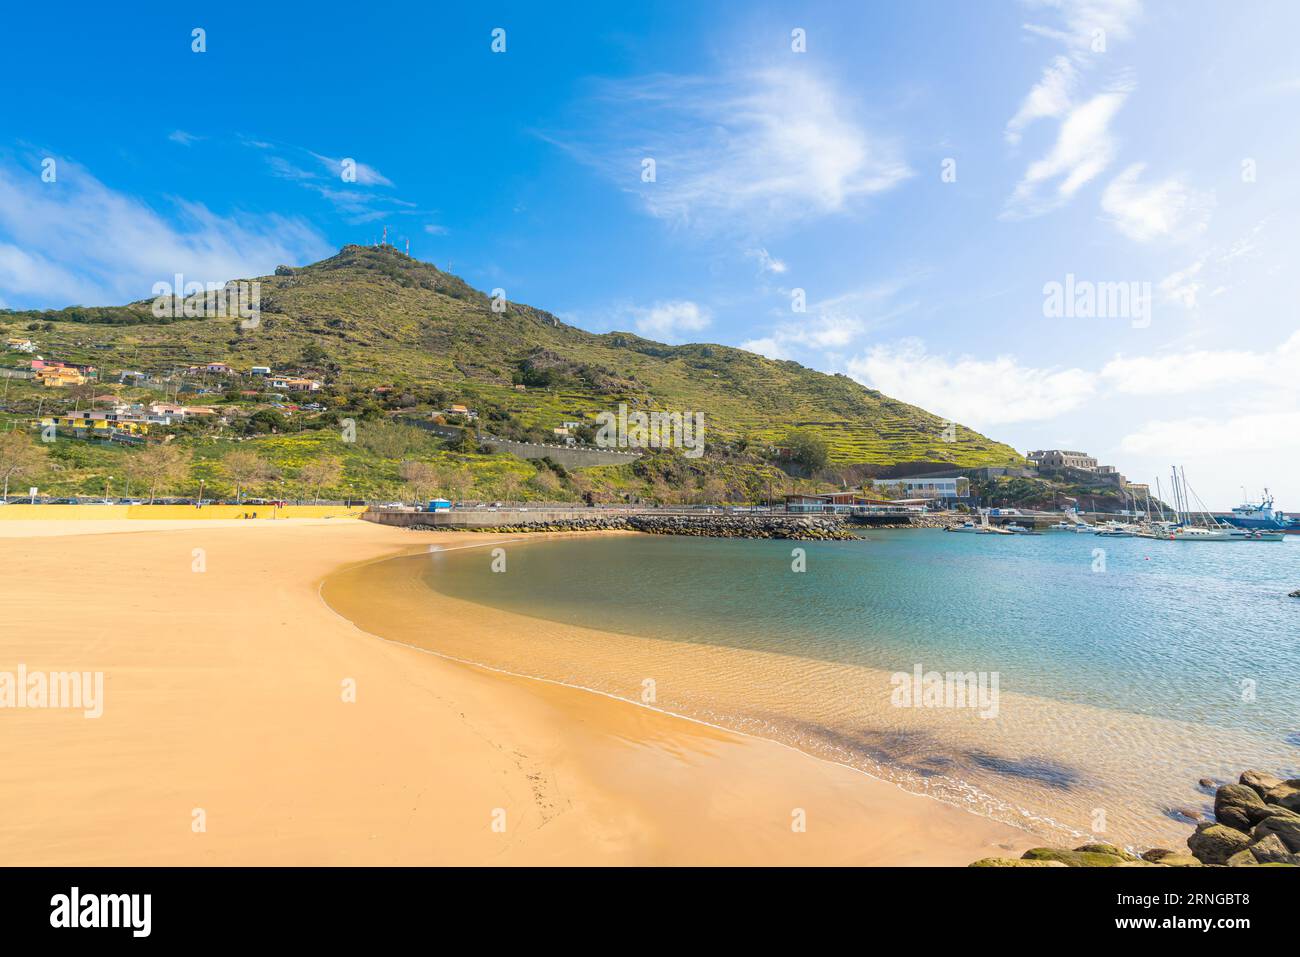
1221 491 1300 532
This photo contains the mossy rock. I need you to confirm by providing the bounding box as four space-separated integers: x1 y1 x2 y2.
970 857 1067 867
1187 823 1253 864
1021 847 1127 867
1140 848 1178 863
1225 849 1259 866
1158 854 1204 867
1073 842 1139 862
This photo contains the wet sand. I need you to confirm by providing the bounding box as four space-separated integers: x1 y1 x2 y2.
0 519 1032 865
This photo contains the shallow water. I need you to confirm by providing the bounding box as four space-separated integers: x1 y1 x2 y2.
324 530 1300 849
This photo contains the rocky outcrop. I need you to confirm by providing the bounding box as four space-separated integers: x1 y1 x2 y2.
410 514 858 541
1177 771 1300 865
969 768 1300 867
1187 823 1253 864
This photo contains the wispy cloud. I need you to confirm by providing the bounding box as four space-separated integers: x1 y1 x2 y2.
846 339 1097 427
1005 56 1078 146
1003 0 1142 217
309 152 393 187
1100 162 1213 242
1004 85 1129 218
746 247 787 275
248 140 415 225
1101 332 1300 395
739 280 915 362
1021 0 1143 51
0 157 331 308
167 130 201 147
626 300 712 343
550 66 911 233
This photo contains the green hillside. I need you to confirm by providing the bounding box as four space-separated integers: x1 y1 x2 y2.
0 244 1023 503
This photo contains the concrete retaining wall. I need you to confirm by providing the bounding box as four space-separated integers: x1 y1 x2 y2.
479 438 642 469
365 508 604 528
0 504 367 521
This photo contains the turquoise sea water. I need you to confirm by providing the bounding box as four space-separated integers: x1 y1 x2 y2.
425 531 1300 738
348 529 1300 846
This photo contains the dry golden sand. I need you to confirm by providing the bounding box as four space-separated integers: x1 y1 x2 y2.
0 519 1033 865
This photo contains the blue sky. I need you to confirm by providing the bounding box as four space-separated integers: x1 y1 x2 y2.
3 0 1300 507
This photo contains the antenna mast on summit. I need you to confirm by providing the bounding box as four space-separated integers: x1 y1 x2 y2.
382 225 388 246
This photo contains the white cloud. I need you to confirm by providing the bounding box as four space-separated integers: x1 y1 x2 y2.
739 336 788 360
423 223 448 235
310 153 393 187
1005 56 1078 145
1100 332 1300 395
1121 411 1300 458
737 281 913 361
1022 0 1143 51
0 159 331 308
628 300 711 342
746 247 787 274
554 66 911 231
1004 88 1128 217
168 130 201 146
845 339 1097 427
1004 1 1142 217
1100 163 1213 242
1157 259 1204 308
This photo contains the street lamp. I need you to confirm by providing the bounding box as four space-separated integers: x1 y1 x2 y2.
104 475 113 503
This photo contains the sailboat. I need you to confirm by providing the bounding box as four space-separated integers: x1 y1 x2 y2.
1161 467 1233 541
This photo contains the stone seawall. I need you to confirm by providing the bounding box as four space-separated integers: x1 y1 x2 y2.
395 513 856 541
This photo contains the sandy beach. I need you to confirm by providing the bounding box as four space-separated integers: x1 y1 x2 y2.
0 518 1032 865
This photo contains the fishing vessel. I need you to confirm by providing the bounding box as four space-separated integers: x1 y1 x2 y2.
1221 490 1299 533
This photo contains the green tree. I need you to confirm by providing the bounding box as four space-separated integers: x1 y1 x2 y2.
0 430 47 499
223 449 279 502
124 444 192 504
781 430 830 473
298 456 343 504
398 460 439 502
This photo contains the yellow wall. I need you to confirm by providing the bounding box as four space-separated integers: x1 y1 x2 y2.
0 504 366 521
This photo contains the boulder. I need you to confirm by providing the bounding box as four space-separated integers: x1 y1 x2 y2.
1214 783 1269 830
1187 823 1252 864
1021 847 1127 867
1252 811 1300 853
1289 589 1300 598
1247 833 1299 865
1140 848 1178 863
1157 854 1204 867
970 857 1067 867
1240 769 1284 798
1073 842 1139 862
1225 849 1259 866
1263 780 1300 813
